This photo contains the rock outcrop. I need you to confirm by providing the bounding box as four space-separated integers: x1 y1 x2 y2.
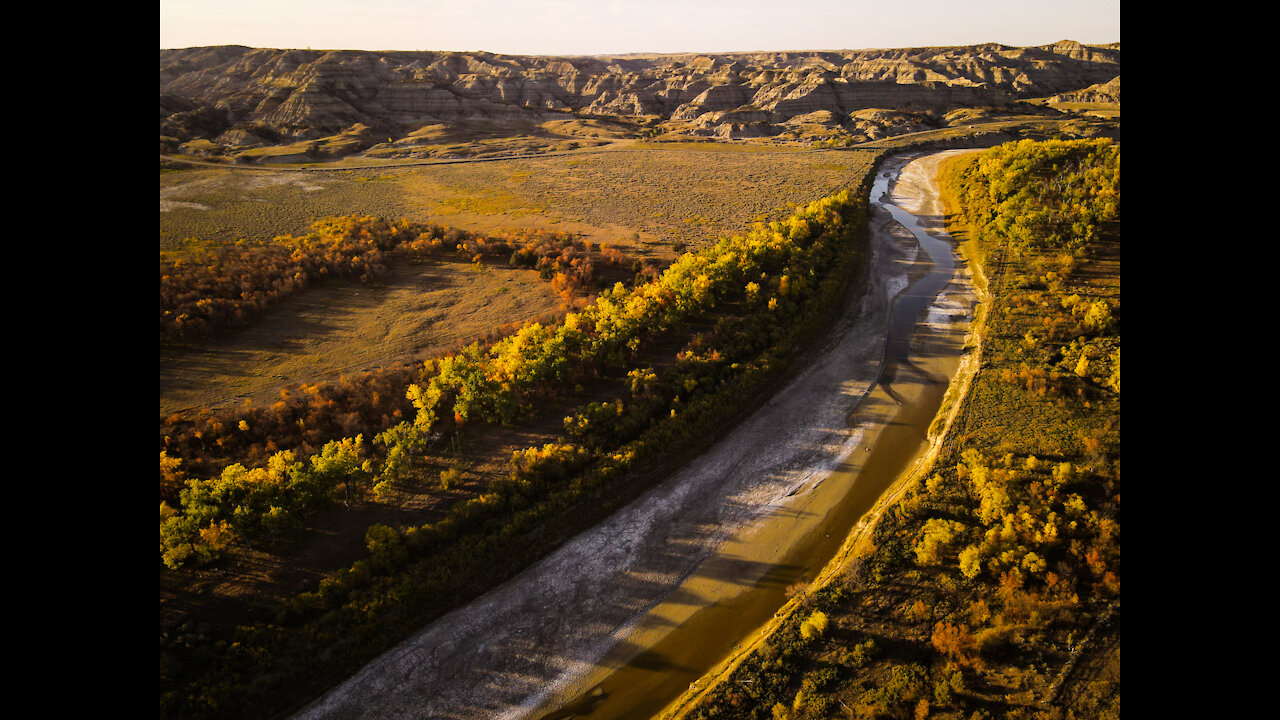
1048 75 1120 104
159 41 1119 149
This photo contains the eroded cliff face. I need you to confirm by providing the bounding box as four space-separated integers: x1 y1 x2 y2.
159 41 1119 150
1049 75 1121 104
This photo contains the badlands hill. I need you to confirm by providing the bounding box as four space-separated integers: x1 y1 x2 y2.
1049 74 1121 104
159 40 1119 156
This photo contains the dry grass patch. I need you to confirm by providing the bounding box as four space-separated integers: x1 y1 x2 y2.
159 166 409 249
396 145 877 252
159 256 566 418
158 144 882 423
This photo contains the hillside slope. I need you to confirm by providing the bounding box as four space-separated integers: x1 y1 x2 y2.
160 41 1119 151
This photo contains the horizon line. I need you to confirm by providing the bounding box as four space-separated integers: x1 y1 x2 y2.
159 38 1121 58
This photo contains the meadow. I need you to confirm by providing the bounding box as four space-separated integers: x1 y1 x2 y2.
160 144 878 417
160 144 876 250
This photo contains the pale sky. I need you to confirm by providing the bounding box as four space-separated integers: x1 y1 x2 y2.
159 0 1120 56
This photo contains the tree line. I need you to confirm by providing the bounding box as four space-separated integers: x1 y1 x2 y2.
161 215 653 344
161 189 864 569
160 217 661 496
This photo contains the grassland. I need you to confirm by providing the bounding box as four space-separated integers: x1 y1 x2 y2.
160 143 880 420
160 111 1114 256
159 257 565 417
161 143 877 251
1052 103 1119 119
160 166 411 250
1022 97 1120 120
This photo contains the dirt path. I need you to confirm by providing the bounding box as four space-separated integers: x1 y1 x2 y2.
291 151 971 720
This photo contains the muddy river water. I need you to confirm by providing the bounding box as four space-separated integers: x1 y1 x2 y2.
292 150 980 720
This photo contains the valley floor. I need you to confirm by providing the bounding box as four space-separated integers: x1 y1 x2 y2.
291 151 975 720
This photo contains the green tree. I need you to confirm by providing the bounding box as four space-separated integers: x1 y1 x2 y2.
309 435 372 506
915 518 966 565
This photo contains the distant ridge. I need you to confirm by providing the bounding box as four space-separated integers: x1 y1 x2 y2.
160 41 1118 150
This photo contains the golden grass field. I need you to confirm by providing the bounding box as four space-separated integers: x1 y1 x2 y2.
160 143 877 250
160 120 1115 422
159 258 566 417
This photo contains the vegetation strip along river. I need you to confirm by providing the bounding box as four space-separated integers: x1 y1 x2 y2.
291 150 976 720
543 150 981 720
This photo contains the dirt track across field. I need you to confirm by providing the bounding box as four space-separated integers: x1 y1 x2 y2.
291 151 975 720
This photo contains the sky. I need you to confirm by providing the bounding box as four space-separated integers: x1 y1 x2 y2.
159 0 1120 56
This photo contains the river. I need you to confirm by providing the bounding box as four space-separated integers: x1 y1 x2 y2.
292 149 980 720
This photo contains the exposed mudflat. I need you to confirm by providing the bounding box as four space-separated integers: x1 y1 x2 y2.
292 151 976 720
